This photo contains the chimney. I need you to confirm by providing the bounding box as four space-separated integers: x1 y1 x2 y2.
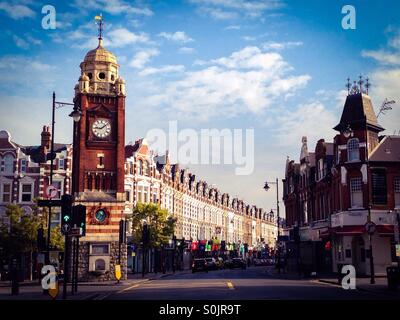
40 126 51 162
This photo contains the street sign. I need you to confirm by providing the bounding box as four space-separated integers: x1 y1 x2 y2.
48 281 59 300
70 228 81 237
37 199 62 207
62 224 71 234
45 185 58 199
115 264 121 281
365 221 376 235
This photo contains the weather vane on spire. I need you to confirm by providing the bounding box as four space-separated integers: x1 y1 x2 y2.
95 13 104 41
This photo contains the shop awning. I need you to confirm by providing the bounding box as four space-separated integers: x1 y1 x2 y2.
332 226 364 235
376 225 394 235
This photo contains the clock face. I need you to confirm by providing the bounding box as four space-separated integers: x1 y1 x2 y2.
92 119 111 138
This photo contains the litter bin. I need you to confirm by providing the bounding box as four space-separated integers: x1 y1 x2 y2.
387 266 399 291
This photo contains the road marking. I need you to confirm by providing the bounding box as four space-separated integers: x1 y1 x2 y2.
118 284 140 293
227 281 234 290
310 279 341 288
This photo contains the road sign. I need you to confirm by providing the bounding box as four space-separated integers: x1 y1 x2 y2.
37 199 62 207
365 221 376 235
115 265 121 281
62 224 71 234
48 281 59 300
45 185 58 199
70 228 81 237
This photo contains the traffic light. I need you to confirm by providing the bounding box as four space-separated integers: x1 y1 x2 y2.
119 219 126 244
72 205 86 236
61 194 73 235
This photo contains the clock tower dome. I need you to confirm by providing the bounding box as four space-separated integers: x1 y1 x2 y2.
72 17 127 281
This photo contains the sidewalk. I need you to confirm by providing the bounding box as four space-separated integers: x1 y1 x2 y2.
318 276 400 298
267 266 400 298
0 269 190 300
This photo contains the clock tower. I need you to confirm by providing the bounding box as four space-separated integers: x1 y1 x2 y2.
72 17 127 281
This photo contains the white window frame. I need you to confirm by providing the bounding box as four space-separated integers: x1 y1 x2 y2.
347 138 360 162
59 158 65 170
20 182 34 203
350 177 363 209
20 159 27 173
1 183 12 203
394 177 400 209
3 154 14 174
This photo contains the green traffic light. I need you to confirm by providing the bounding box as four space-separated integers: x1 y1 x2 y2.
63 216 70 222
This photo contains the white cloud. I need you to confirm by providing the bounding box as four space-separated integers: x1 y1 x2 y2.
129 48 160 69
0 2 35 20
73 0 153 16
359 29 400 134
0 56 55 91
275 101 337 147
138 65 185 76
189 0 283 20
13 35 29 49
140 46 310 119
178 47 195 54
361 50 400 65
107 28 149 47
12 34 42 49
225 25 241 30
158 31 194 43
263 41 303 51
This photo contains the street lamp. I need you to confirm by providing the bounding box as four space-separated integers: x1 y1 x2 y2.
264 178 280 273
45 92 74 266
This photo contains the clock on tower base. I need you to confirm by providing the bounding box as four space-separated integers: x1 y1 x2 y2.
71 27 128 282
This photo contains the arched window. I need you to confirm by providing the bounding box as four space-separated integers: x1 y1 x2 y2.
4 154 14 174
138 160 143 175
347 138 360 162
145 161 150 176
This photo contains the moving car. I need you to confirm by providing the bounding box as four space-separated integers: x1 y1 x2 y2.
192 258 208 273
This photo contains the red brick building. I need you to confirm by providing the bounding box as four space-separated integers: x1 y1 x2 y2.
283 86 400 276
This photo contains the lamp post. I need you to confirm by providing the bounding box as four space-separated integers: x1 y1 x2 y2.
141 219 148 278
45 93 75 265
264 178 280 273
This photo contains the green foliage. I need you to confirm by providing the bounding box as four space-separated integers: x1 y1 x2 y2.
0 204 42 259
0 204 64 261
129 203 176 248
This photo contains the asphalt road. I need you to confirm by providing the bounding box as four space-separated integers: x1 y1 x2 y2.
106 266 392 300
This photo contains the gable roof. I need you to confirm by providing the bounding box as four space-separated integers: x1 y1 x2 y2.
369 135 400 162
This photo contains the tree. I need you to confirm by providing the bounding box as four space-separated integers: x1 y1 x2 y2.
0 204 42 260
129 203 176 248
0 204 64 280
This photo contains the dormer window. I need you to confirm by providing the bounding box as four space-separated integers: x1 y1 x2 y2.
347 138 360 162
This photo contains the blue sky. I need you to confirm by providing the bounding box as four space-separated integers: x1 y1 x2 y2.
0 0 399 214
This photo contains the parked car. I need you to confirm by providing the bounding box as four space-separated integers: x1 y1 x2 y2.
192 258 208 273
204 257 217 270
215 257 224 269
226 258 246 270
